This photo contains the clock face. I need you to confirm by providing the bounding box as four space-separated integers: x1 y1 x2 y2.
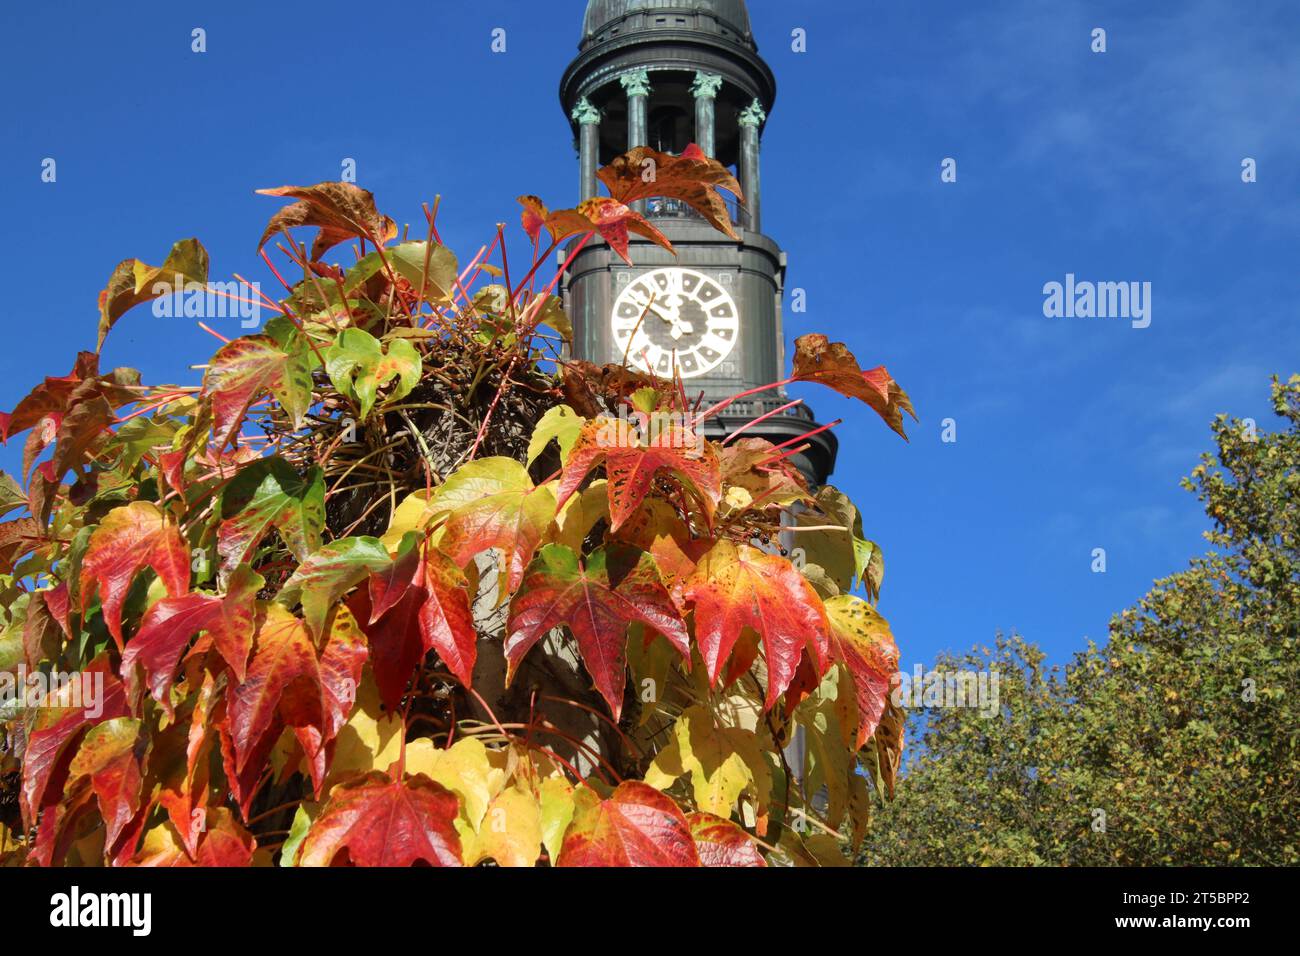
610 268 739 379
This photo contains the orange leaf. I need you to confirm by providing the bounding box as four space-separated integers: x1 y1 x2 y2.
256 182 398 261
790 333 916 440
684 539 830 710
557 782 700 867
687 811 767 867
297 771 463 867
505 544 689 720
597 144 742 239
557 417 721 532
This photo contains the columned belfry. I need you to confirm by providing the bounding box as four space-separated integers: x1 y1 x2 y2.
560 0 837 485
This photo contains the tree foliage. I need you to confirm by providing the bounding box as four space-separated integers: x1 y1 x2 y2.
863 377 1300 866
0 146 912 867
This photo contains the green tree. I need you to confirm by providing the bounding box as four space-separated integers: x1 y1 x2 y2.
864 375 1300 866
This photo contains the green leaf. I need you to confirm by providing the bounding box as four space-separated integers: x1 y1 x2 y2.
277 536 393 637
203 317 317 446
343 240 457 304
325 328 422 420
527 404 583 467
0 473 28 520
217 457 325 574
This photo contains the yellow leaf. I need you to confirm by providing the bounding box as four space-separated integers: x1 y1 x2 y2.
538 776 576 865
471 784 543 867
324 671 404 792
404 736 505 830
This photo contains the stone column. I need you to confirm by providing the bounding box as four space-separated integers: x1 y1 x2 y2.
690 71 723 157
572 96 601 202
620 70 651 212
738 98 765 232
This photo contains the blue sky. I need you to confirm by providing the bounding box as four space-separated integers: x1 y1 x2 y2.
2 0 1296 672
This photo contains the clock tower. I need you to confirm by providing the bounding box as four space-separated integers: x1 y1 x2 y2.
559 0 837 485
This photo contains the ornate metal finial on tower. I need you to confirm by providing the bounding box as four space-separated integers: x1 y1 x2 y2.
559 0 837 486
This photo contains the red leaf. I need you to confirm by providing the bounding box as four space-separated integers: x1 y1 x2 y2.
557 417 722 532
506 545 689 720
687 811 767 867
297 772 463 867
80 502 190 652
0 352 99 443
226 605 323 778
517 195 548 244
790 334 917 440
416 546 477 689
131 809 256 867
557 781 700 867
684 539 831 710
20 660 128 826
121 593 221 717
68 717 146 851
350 542 475 710
159 672 219 857
296 606 369 794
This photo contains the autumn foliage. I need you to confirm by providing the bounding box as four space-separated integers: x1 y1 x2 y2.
0 146 911 867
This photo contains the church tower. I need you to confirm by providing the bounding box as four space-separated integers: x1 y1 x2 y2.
559 0 837 485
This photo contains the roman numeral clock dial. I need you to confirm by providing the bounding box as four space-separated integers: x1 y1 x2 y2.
611 267 739 378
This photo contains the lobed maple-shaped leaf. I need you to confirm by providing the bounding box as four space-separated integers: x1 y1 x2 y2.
557 416 721 532
824 595 900 749
97 238 209 351
217 456 325 575
597 144 742 240
644 705 770 819
202 318 316 447
67 717 146 852
557 781 700 867
687 812 767 867
423 457 556 594
226 604 324 778
80 501 191 651
790 333 917 440
256 181 398 261
297 771 463 867
685 539 831 710
505 544 690 720
120 564 261 714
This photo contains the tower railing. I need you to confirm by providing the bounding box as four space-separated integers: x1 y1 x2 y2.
644 195 742 226
710 395 813 421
